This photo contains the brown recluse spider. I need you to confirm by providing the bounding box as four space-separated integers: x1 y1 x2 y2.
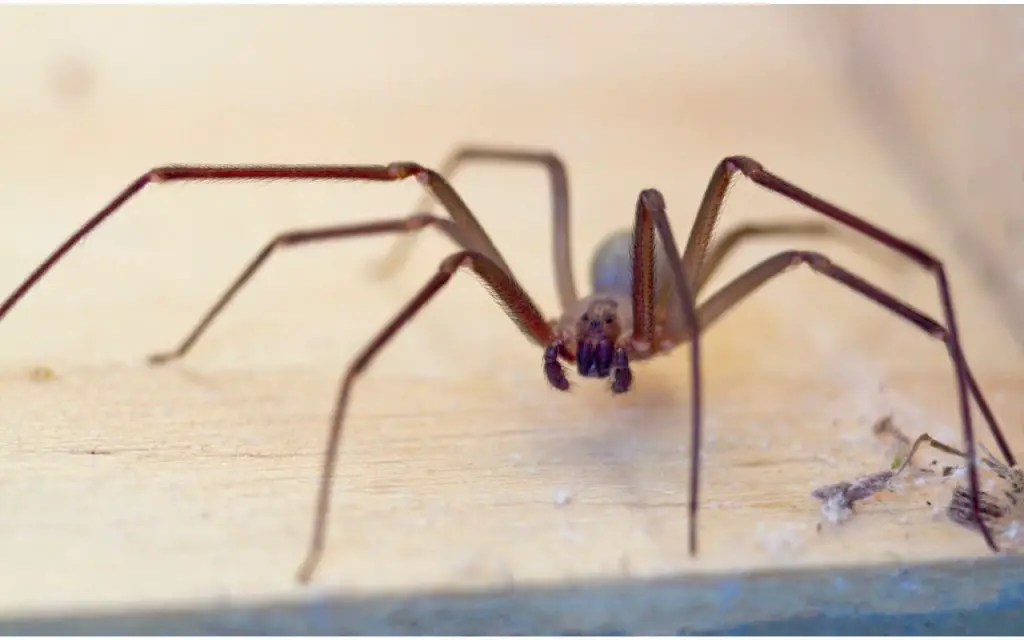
0 145 1015 584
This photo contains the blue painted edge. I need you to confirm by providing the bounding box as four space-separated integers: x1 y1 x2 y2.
708 578 1024 635
2 557 1022 635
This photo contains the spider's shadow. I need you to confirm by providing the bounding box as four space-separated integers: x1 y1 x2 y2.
517 368 700 507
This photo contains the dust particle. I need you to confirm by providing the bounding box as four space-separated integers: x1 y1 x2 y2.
28 366 57 382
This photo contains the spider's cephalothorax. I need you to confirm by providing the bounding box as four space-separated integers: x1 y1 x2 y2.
545 229 651 394
573 297 634 394
542 297 634 394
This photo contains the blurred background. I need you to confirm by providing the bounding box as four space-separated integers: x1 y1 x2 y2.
0 6 1020 363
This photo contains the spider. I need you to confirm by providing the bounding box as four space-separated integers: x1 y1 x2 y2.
0 145 1015 584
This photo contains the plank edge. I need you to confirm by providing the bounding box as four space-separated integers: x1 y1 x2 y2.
2 556 1021 635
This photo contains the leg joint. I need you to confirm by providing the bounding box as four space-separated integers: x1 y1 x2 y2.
724 155 763 176
439 250 476 273
782 249 831 271
385 162 426 180
406 212 439 230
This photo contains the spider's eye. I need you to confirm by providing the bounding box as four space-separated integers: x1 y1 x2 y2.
605 317 613 324
581 313 590 322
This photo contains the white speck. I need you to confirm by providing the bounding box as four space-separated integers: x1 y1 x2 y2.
755 522 806 556
1005 520 1021 540
554 489 573 506
509 452 522 464
821 493 854 524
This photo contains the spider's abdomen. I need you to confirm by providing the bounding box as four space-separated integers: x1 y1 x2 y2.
589 229 670 298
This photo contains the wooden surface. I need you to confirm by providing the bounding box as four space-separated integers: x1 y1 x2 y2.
0 5 1022 633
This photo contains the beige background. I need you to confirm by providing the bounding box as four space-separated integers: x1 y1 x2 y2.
0 5 1021 629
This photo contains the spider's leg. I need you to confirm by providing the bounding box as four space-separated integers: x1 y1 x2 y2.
371 146 580 310
147 214 471 363
672 155 1014 554
297 249 554 584
696 249 1009 551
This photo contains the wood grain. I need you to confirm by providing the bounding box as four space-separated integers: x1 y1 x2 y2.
0 5 1020 633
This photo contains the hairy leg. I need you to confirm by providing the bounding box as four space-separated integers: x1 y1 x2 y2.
0 162 516 322
369 145 579 310
630 189 703 555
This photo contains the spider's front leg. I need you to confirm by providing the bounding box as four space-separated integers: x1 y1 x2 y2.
298 248 555 583
0 162 514 328
632 188 704 553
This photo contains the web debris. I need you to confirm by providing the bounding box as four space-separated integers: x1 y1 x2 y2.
812 469 895 525
811 414 1024 548
811 415 925 526
942 442 1024 547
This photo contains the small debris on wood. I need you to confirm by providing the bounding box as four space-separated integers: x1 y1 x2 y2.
28 365 56 382
756 521 808 556
64 447 114 456
876 427 1023 544
872 415 962 474
554 488 573 507
812 469 895 525
812 417 933 524
978 444 1024 503
812 415 989 533
813 413 1022 547
872 414 918 471
873 414 909 445
947 484 1007 531
938 442 1024 537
